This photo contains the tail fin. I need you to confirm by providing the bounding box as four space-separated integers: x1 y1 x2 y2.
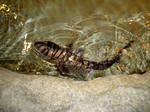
92 40 134 70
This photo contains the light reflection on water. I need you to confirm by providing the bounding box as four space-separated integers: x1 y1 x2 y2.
0 0 150 80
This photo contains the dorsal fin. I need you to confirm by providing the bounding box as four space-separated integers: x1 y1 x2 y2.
74 48 84 57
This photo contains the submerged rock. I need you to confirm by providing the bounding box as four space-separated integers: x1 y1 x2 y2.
0 67 150 112
0 0 150 80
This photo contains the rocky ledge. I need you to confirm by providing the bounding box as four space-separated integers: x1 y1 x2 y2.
0 67 150 112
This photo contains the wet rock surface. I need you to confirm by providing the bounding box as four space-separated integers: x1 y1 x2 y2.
0 67 150 112
0 1 150 112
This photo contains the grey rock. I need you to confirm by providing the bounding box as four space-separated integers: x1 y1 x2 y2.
0 67 150 112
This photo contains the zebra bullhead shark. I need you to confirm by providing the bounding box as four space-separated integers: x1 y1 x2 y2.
33 40 134 80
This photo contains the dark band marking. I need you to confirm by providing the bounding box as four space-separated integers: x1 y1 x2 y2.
43 48 49 56
59 50 66 59
52 47 59 58
55 49 63 58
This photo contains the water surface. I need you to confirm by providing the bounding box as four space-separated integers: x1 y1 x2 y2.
0 0 150 80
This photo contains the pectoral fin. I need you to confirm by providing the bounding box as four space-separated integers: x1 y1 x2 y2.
63 43 73 49
55 63 70 75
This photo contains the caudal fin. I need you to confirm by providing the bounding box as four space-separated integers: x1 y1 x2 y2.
92 40 134 70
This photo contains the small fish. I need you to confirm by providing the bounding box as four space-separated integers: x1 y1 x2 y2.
34 40 134 80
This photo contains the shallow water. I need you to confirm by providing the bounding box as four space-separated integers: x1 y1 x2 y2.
0 0 150 80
